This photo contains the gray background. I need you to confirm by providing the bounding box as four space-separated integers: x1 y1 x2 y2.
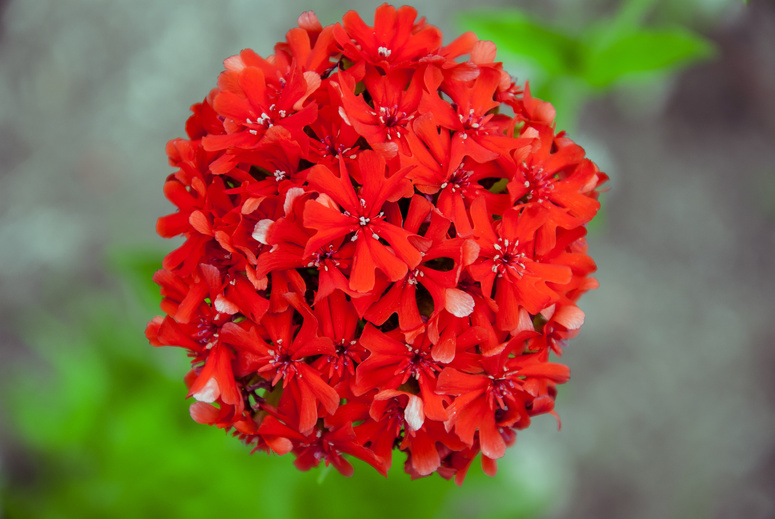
1 0 773 517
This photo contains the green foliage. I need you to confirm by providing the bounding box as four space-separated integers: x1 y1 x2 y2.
466 11 579 78
1 253 554 519
461 0 715 130
106 246 167 308
582 27 714 88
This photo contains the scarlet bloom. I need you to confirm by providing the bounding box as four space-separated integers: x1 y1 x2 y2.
148 4 607 483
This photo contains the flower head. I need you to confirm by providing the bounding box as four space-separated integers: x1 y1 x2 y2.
148 3 607 483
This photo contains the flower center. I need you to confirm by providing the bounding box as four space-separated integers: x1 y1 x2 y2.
403 343 440 381
324 339 360 377
489 377 517 410
376 104 414 140
306 244 340 272
407 268 424 285
263 340 299 385
522 164 555 204
492 237 526 277
246 112 274 135
458 108 486 130
440 164 472 193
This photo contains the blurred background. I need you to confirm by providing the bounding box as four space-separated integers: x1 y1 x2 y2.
1 0 773 517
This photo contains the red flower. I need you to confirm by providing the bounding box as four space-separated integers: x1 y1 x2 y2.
338 67 424 155
467 197 573 330
437 353 570 461
303 151 428 292
202 58 319 157
333 4 442 71
149 4 606 482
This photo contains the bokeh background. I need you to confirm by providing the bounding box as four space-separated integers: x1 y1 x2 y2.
1 0 774 517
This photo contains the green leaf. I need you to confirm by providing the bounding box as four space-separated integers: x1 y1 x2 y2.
461 11 581 76
582 27 715 88
105 246 165 309
317 463 333 484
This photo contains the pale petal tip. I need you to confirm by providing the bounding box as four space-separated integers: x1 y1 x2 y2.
404 396 425 432
192 377 220 403
446 288 475 317
252 219 274 244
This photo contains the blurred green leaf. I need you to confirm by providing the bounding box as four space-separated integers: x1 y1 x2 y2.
105 246 165 309
463 11 581 77
582 27 715 88
460 3 716 133
589 0 658 48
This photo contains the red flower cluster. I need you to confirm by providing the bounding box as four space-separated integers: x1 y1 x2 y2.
146 4 606 483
